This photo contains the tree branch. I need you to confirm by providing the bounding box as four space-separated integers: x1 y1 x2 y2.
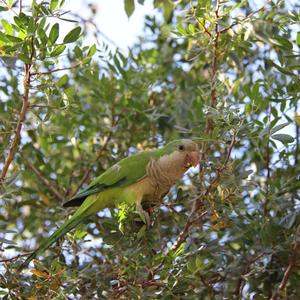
23 157 65 201
220 1 270 34
0 64 31 185
0 253 29 263
31 62 82 76
199 0 221 185
70 108 124 197
271 225 300 300
171 131 236 253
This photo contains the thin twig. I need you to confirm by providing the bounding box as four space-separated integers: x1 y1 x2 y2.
23 157 65 201
0 253 30 263
198 20 212 37
70 131 113 197
271 225 300 300
170 211 207 252
171 131 236 252
235 252 266 299
220 1 270 34
70 108 124 197
199 0 221 185
31 63 82 76
0 64 31 185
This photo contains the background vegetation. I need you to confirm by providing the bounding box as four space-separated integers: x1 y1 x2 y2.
0 0 299 299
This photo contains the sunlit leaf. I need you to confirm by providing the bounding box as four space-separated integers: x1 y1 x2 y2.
63 26 81 43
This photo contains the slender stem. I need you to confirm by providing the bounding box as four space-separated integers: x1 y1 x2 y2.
220 1 271 34
171 131 236 252
199 0 220 185
0 64 31 185
271 226 300 300
31 63 82 76
23 157 65 201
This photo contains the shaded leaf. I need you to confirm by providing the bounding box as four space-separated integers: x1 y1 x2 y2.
271 133 294 143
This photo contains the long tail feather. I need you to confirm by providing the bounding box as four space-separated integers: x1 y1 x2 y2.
19 198 97 270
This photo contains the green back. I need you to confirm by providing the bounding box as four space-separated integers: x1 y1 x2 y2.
64 140 182 206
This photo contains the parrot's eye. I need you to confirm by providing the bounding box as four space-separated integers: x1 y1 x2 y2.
178 144 184 151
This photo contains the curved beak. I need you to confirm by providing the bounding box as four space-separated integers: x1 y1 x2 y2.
187 151 199 167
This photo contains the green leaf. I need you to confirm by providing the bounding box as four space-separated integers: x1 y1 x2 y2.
270 122 289 134
17 53 31 64
63 26 81 43
49 23 59 44
1 20 13 35
74 45 83 58
0 6 8 11
0 31 9 43
5 34 23 43
269 35 293 50
124 0 135 18
57 74 69 87
271 133 294 144
297 32 300 47
50 0 59 10
266 59 295 76
50 44 66 57
87 44 96 56
0 237 16 245
38 27 48 44
279 213 296 229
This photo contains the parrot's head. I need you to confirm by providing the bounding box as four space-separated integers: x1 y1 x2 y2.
159 139 199 172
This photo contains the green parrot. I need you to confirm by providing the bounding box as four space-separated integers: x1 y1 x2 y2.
20 139 199 268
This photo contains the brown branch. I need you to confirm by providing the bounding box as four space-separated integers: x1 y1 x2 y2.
234 252 266 299
171 131 237 252
0 253 29 263
198 20 212 37
0 64 31 185
220 1 270 34
23 157 65 201
170 211 207 252
264 105 271 217
31 62 82 76
199 0 221 185
70 108 124 197
271 226 300 300
70 130 114 197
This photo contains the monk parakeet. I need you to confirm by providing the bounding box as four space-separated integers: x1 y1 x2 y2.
21 139 199 268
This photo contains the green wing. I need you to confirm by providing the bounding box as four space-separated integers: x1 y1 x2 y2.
63 150 157 207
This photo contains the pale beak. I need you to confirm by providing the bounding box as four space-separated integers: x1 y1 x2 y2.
186 151 199 168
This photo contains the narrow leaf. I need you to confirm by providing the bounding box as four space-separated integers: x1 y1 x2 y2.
49 23 59 44
124 0 135 18
1 20 13 35
63 26 81 43
50 44 65 57
270 122 289 134
297 32 300 47
50 0 59 10
57 74 68 87
271 133 294 144
87 44 96 56
17 53 32 64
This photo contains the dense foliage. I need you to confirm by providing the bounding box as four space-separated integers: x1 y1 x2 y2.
0 0 299 299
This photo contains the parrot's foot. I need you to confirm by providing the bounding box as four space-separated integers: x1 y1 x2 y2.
136 203 151 228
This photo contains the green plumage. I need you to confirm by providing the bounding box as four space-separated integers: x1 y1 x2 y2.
20 140 184 269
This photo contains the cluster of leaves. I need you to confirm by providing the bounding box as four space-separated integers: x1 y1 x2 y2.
0 0 299 299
